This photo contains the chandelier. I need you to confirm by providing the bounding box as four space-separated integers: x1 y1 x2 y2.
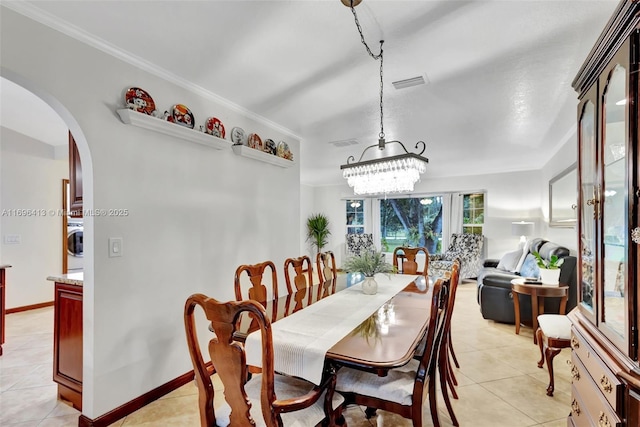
340 0 429 196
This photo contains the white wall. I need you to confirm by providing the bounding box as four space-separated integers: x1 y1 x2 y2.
1 7 300 418
540 133 579 253
0 128 68 307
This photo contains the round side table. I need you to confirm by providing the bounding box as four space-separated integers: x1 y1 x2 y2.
510 278 569 344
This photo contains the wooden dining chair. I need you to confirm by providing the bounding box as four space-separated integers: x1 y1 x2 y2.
316 251 337 298
184 293 345 427
335 274 449 427
284 256 314 311
437 259 461 426
392 246 429 276
234 260 279 302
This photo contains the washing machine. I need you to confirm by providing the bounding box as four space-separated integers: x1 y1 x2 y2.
67 219 83 271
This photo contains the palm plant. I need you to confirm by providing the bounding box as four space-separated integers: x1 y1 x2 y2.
306 213 331 254
342 251 395 277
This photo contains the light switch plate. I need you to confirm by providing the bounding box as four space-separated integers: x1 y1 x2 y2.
109 237 123 257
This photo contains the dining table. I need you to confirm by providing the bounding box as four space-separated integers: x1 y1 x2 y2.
242 273 435 385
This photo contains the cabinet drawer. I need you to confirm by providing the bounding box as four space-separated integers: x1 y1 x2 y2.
570 384 594 427
571 327 623 412
571 354 622 427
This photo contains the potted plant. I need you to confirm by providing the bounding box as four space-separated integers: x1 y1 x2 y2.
342 250 395 295
306 213 331 255
532 251 564 285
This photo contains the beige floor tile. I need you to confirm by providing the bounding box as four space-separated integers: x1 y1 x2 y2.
442 383 537 427
120 394 201 426
0 345 52 369
8 363 55 390
527 370 572 397
0 420 41 427
47 400 81 418
0 384 59 424
342 404 374 426
538 418 569 427
38 414 81 427
481 375 572 423
455 350 524 383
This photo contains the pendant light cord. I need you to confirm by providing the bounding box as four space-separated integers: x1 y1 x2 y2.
349 3 385 142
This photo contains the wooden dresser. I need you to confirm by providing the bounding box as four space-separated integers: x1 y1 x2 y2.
569 1 640 426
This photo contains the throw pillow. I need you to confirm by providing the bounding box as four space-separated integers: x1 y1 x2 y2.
514 240 531 273
519 254 540 279
496 249 522 272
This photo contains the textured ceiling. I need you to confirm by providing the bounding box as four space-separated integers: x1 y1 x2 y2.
1 0 620 186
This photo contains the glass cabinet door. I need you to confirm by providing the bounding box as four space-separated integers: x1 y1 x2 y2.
578 90 598 323
599 44 630 355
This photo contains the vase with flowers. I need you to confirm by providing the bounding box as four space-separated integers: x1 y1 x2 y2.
532 251 564 285
342 250 395 295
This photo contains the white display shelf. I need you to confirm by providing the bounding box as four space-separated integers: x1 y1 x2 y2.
231 144 294 168
116 109 230 150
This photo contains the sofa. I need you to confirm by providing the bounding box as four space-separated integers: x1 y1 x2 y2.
477 238 577 324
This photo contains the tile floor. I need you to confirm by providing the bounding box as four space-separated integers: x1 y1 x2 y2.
0 280 572 426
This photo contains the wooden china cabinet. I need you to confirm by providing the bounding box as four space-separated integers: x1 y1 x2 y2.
569 1 640 426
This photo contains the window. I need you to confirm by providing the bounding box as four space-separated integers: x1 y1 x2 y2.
346 200 364 234
379 196 443 254
462 193 484 235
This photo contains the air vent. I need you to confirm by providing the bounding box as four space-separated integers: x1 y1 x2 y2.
329 138 359 147
392 75 427 90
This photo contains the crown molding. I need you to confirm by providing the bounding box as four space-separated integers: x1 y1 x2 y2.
2 2 302 141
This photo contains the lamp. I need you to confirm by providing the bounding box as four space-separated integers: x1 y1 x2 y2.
339 0 429 196
511 221 535 248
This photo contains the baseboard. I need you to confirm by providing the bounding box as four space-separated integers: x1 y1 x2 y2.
6 301 54 314
77 365 210 427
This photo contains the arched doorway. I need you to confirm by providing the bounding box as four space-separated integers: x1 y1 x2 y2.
0 70 94 416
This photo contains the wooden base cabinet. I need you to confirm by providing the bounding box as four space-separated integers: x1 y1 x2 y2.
0 267 7 356
53 282 83 410
570 1 640 426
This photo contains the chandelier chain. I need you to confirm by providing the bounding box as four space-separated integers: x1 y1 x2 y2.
349 4 385 139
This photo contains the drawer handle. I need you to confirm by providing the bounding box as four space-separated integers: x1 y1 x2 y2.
571 336 580 349
600 375 613 393
571 365 580 381
571 399 580 415
598 411 611 427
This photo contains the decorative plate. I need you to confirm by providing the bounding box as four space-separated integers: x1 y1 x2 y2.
204 117 226 139
166 104 195 129
124 87 156 116
247 133 263 150
264 138 277 155
230 127 246 145
277 141 293 160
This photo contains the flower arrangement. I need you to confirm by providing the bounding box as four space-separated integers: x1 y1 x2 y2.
532 251 564 269
342 250 395 277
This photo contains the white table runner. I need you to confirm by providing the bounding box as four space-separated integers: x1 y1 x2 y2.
244 274 418 385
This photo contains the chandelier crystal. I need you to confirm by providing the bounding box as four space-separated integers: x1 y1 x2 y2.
340 0 429 196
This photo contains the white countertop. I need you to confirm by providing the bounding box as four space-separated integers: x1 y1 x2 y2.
47 271 83 286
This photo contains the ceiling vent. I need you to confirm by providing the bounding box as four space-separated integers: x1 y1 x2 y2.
329 138 359 147
392 75 427 90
